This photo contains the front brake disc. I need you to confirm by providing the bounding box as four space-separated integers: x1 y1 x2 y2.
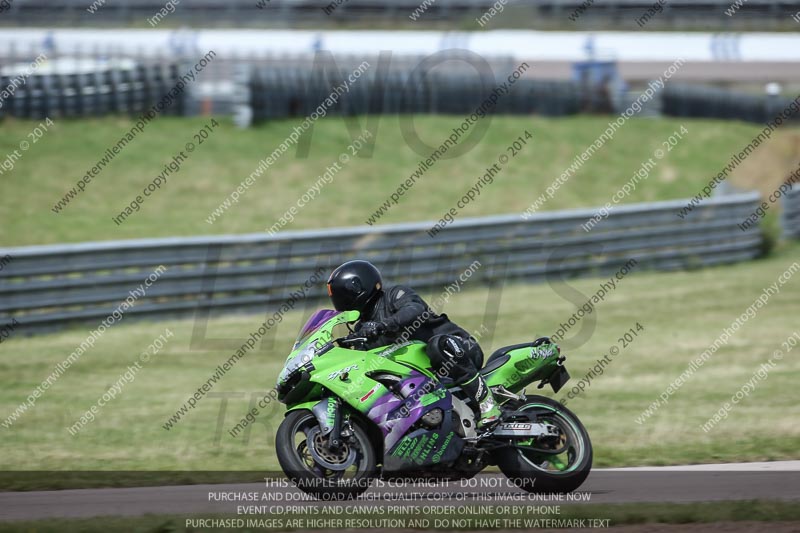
305 427 357 471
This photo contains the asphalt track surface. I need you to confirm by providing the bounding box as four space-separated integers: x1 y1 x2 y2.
0 461 798 522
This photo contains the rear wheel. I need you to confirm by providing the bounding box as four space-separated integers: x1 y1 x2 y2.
493 396 592 493
276 409 377 500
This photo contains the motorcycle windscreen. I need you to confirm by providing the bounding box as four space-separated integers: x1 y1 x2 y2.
292 309 340 350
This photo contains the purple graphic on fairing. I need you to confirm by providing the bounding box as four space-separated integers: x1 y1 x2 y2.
365 371 452 449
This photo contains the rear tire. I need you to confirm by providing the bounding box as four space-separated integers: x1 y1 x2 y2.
493 396 592 493
276 410 377 500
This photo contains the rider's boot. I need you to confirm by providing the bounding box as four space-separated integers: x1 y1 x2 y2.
461 373 502 429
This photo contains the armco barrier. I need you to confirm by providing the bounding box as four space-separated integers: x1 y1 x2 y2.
0 192 763 335
783 186 800 239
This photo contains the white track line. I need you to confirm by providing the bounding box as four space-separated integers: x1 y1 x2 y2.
599 460 800 472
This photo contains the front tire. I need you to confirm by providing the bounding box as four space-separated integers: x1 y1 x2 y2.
493 396 592 493
276 409 377 500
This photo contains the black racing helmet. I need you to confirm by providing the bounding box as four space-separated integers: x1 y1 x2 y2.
326 260 383 313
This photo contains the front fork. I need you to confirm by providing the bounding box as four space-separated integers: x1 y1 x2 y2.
310 396 343 449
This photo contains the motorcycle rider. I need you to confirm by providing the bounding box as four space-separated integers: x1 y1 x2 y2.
326 260 502 429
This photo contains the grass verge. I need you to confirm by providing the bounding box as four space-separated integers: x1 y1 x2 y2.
1 114 797 245
0 242 798 489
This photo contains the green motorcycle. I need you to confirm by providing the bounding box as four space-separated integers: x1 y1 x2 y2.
275 309 592 499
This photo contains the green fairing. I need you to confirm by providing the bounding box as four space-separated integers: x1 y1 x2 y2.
482 344 564 394
290 341 433 415
276 308 590 498
281 308 565 415
286 400 319 413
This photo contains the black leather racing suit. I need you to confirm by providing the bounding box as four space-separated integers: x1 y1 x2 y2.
354 284 483 385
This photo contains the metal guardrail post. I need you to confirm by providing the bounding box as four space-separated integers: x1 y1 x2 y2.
782 186 800 240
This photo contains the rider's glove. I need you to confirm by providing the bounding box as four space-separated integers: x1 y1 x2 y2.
359 321 386 340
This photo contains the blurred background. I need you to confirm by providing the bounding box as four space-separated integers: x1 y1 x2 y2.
0 1 799 528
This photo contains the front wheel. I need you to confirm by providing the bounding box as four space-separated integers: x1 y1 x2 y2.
276 409 377 500
493 396 592 493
